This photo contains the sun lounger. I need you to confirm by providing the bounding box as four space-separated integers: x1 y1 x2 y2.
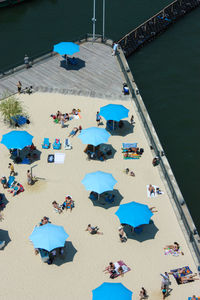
7 176 15 188
53 139 61 150
188 298 200 300
122 143 137 149
64 139 72 150
42 138 50 149
11 115 28 126
0 241 5 250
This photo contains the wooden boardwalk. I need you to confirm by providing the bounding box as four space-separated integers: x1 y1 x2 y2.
0 42 129 100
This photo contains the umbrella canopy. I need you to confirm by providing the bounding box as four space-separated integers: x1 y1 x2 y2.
82 171 117 194
92 282 132 300
53 42 80 56
29 223 69 252
100 104 129 122
115 201 153 228
78 127 110 147
1 130 33 150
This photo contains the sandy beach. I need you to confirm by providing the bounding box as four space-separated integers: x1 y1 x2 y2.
0 92 199 300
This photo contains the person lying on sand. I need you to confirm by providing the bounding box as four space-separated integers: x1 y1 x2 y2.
164 242 184 255
85 224 103 235
39 216 50 226
103 262 115 274
68 127 79 137
177 273 199 284
52 201 62 214
149 207 158 213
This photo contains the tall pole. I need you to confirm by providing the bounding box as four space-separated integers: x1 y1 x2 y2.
102 0 105 41
92 0 96 40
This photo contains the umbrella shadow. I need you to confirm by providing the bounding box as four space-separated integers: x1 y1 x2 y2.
99 143 117 160
54 241 77 266
90 189 123 209
123 221 159 242
0 193 9 211
0 229 11 247
60 58 85 71
107 121 134 137
13 148 42 164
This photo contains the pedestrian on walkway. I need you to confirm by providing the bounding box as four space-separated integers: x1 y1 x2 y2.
112 42 118 56
17 81 22 94
8 163 15 176
24 54 30 69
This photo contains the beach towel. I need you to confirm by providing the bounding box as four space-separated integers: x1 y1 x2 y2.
147 185 164 198
109 260 131 278
47 154 54 163
123 153 140 159
164 248 182 257
170 266 192 284
54 153 65 164
122 143 137 149
188 298 200 300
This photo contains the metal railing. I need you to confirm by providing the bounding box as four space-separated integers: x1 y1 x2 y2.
116 50 200 266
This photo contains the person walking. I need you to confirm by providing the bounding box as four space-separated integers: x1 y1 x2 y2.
112 42 118 56
161 285 167 299
17 81 22 94
96 111 101 126
1 176 7 188
24 54 29 69
139 287 147 299
27 170 32 185
8 163 15 176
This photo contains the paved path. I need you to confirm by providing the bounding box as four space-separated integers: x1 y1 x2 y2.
0 42 130 100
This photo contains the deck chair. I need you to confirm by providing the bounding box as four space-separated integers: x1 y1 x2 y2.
53 139 61 150
64 139 72 150
0 241 5 250
42 138 50 149
7 176 15 188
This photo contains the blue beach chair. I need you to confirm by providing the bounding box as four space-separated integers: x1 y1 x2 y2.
53 139 61 150
42 138 50 149
7 176 15 188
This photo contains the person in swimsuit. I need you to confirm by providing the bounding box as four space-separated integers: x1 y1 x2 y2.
118 226 127 243
139 287 147 300
85 224 103 235
68 127 79 137
103 262 115 273
148 184 155 196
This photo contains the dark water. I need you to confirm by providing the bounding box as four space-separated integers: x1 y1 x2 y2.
0 0 199 230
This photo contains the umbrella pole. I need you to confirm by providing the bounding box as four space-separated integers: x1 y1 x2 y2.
17 149 20 157
98 193 100 201
113 120 114 130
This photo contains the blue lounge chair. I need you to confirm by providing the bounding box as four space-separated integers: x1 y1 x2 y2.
11 115 28 126
39 249 49 263
7 176 15 188
53 139 61 150
42 138 50 149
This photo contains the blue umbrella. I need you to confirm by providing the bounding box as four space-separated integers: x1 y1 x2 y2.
100 104 129 122
78 127 110 147
82 171 117 194
92 282 132 300
29 223 69 252
1 130 33 150
53 42 80 56
115 201 153 228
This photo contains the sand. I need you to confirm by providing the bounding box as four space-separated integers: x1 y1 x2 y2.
0 92 199 300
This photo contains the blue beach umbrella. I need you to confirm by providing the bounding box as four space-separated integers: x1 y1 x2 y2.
78 127 110 147
29 223 69 252
82 171 117 194
100 104 129 122
115 201 153 228
1 130 33 150
53 42 80 56
92 282 133 300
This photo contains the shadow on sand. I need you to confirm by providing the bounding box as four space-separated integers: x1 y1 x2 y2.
0 193 9 211
123 221 159 242
89 189 123 209
54 241 77 266
0 229 11 247
107 120 134 137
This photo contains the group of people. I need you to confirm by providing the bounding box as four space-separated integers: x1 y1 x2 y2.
148 184 162 196
51 109 81 128
17 81 33 95
52 195 74 214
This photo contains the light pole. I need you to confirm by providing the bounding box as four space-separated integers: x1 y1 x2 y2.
92 0 96 40
102 0 105 41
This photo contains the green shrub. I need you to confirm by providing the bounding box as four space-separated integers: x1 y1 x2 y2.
0 95 25 125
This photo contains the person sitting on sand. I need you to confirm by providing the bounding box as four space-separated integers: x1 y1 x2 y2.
164 242 184 255
191 295 197 300
148 184 155 196
103 262 115 274
1 176 7 189
68 127 79 137
70 108 79 115
52 201 62 214
139 287 147 300
118 226 127 243
85 224 103 235
56 110 62 120
64 113 69 121
156 187 162 195
124 168 135 177
62 196 74 212
39 216 50 226
152 156 159 166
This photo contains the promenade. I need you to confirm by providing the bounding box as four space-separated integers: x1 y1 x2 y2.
0 42 199 299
